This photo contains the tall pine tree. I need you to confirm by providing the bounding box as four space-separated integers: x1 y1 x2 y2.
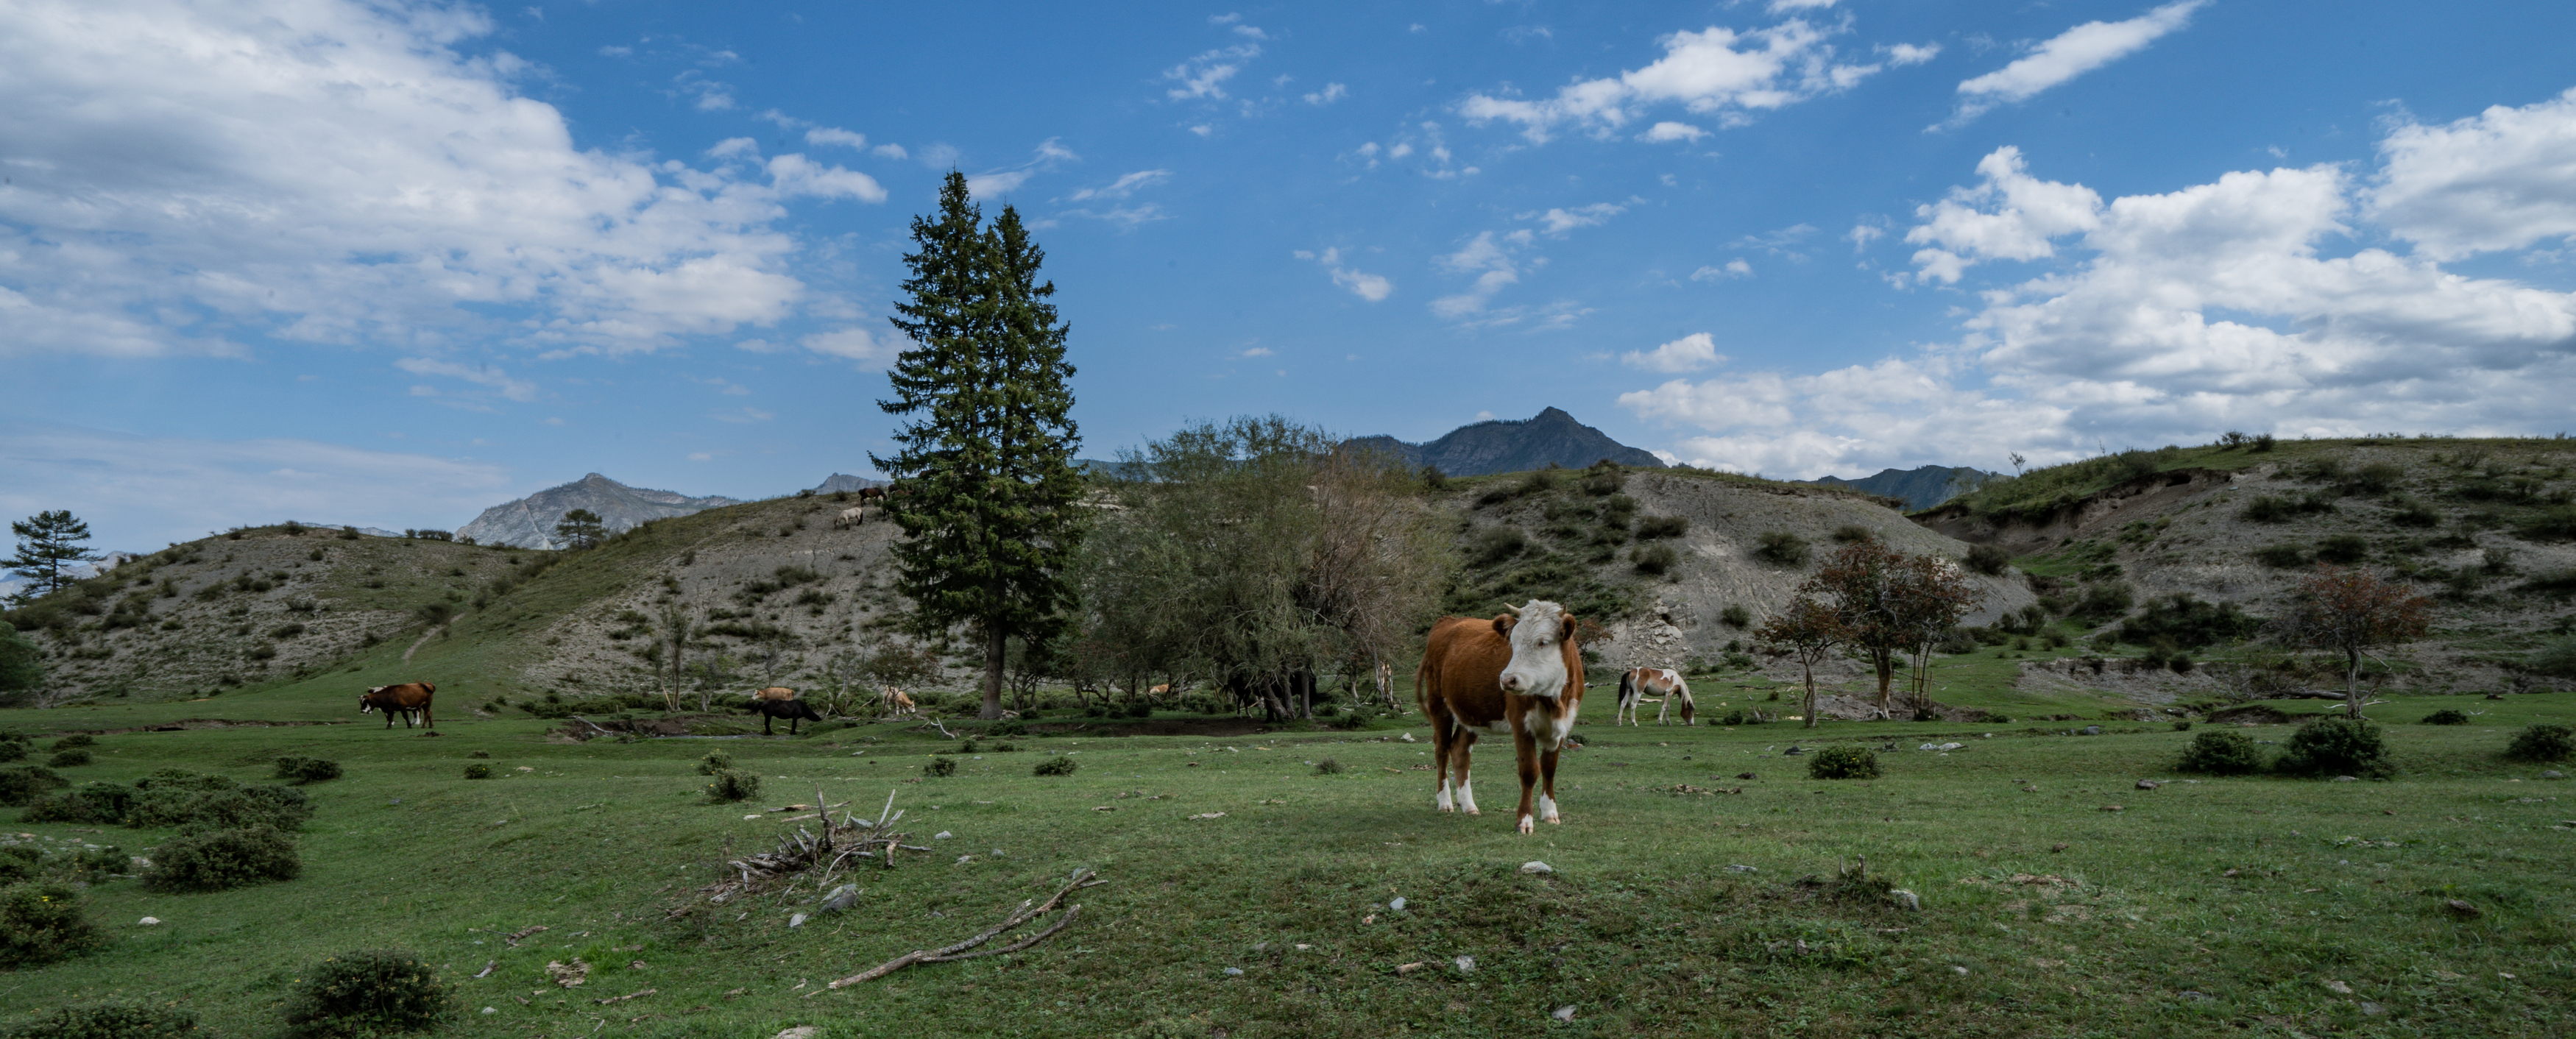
6 511 102 605
872 172 1087 719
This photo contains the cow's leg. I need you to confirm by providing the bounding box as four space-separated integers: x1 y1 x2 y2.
421 704 434 729
1427 711 1457 812
1539 744 1564 826
1454 731 1480 815
1513 725 1541 834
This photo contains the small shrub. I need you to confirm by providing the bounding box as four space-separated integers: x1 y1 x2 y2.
924 756 958 778
142 826 300 892
2276 717 2392 779
1313 758 1343 775
1806 745 1880 780
462 764 491 779
1964 544 2011 575
1631 544 1679 575
49 735 94 751
44 750 91 769
0 848 35 884
2241 495 2298 523
273 756 343 784
2527 637 2576 677
0 882 108 968
704 770 760 802
2505 723 2575 763
2315 535 2370 565
1 1001 198 1038
468 750 490 759
2252 545 2309 568
2421 708 2471 726
695 751 734 776
1754 531 1811 567
278 948 456 1039
1471 527 1529 566
1033 756 1078 777
2176 731 2266 775
130 783 310 831
1719 605 1752 628
1830 524 1875 544
2172 720 2193 731
1635 515 1688 539
0 766 70 807
2072 581 2135 623
988 720 1029 737
269 623 308 639
19 783 137 826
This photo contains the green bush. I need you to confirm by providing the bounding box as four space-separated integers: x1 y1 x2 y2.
2176 731 2266 775
0 743 21 764
1964 543 2011 575
0 1001 199 1038
704 770 760 802
1313 758 1343 775
694 751 734 776
2115 593 2259 649
2252 544 2310 568
0 847 37 884
2505 723 2574 763
1720 605 1752 628
18 783 137 826
1630 544 1679 575
2072 581 2136 623
1754 531 1810 567
0 882 108 968
924 756 958 779
467 750 490 759
2422 709 2471 726
272 756 342 784
461 764 491 779
1805 745 1880 780
130 784 311 831
2276 717 2392 779
2528 637 2576 678
49 734 94 751
143 826 300 892
987 720 1029 737
0 766 68 806
279 948 456 1039
43 751 91 769
1033 756 1078 777
2316 535 2370 565
1635 515 1688 539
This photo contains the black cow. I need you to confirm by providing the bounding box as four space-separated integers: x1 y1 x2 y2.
747 697 824 735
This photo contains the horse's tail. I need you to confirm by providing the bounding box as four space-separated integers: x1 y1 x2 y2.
1616 669 1637 706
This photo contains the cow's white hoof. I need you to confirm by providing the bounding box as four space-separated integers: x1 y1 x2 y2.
1516 815 1535 834
1465 808 1481 816
1546 813 1563 825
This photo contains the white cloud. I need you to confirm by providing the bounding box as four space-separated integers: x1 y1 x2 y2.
1430 232 1525 318
1238 346 1274 358
395 357 539 403
801 327 899 367
1521 201 1632 236
1460 19 1883 142
1689 259 1755 280
1304 82 1348 105
1298 247 1393 302
0 0 892 359
1767 0 1838 11
1166 45 1260 101
1880 42 1941 65
2370 86 2576 260
708 137 761 160
964 139 1079 199
0 421 517 548
1207 13 1264 38
1622 332 1726 372
871 143 909 160
1624 135 2576 478
1942 1 2207 129
763 155 887 202
1638 121 1708 143
804 127 868 149
1069 170 1172 202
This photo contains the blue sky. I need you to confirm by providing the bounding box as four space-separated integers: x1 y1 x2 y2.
9 0 2576 551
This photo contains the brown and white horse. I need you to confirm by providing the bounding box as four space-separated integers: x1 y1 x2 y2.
1614 667 1696 726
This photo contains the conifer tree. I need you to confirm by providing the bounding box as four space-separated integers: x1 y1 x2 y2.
5 511 102 604
554 508 606 550
873 172 1087 719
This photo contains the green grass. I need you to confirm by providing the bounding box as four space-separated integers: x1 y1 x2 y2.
4 687 2571 1038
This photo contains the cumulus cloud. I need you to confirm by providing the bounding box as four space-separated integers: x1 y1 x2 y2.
1880 42 1940 65
394 357 538 403
1522 201 1632 236
0 0 891 359
1429 232 1526 318
1623 132 2576 478
1638 121 1708 143
0 421 517 548
1460 19 1884 142
1166 45 1259 101
1304 82 1348 105
800 327 899 366
804 127 868 149
1940 1 2206 129
1690 259 1755 280
1622 332 1726 372
2369 86 2576 260
1295 248 1393 302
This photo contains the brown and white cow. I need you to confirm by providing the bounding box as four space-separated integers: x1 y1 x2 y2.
753 687 798 703
359 681 436 729
1614 667 1696 726
1415 599 1585 834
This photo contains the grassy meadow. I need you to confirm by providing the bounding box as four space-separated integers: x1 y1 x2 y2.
4 684 2572 1038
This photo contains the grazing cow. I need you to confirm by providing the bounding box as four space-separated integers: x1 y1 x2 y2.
1415 599 1586 834
832 506 868 529
1614 667 1696 726
747 697 824 735
358 682 436 729
877 686 918 717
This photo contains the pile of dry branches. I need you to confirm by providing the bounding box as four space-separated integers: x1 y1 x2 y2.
691 788 931 909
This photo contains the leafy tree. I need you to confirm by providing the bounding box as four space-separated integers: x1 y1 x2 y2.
2276 564 2432 719
1808 539 1909 713
1755 595 1851 730
554 508 606 550
0 625 43 708
872 172 1089 720
6 511 102 604
1890 553 1985 715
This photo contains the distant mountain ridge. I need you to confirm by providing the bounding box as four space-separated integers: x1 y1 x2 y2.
1348 407 1666 477
1799 465 1998 511
809 473 888 494
456 473 745 549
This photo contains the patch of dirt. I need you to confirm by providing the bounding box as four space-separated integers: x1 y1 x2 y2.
547 714 747 741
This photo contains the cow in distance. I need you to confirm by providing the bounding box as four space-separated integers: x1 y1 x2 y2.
359 682 436 729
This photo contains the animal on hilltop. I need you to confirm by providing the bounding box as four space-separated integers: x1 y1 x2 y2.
1614 667 1696 726
832 506 869 529
1415 599 1586 834
746 696 824 735
359 682 436 729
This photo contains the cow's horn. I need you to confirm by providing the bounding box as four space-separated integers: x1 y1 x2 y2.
1498 602 1522 615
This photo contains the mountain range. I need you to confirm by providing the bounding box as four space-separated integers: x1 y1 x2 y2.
454 473 746 549
1346 407 1666 477
1798 465 2000 511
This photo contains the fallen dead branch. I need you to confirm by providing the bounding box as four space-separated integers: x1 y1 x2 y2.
690 788 930 909
595 988 656 1006
826 868 1107 987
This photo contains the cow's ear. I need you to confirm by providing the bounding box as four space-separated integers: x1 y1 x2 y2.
1493 614 1515 635
1560 614 1579 640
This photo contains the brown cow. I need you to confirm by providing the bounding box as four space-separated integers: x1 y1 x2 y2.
359 682 436 729
753 687 798 703
1415 599 1585 834
1615 667 1696 726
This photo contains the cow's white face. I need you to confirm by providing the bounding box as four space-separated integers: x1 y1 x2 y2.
1496 599 1573 699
